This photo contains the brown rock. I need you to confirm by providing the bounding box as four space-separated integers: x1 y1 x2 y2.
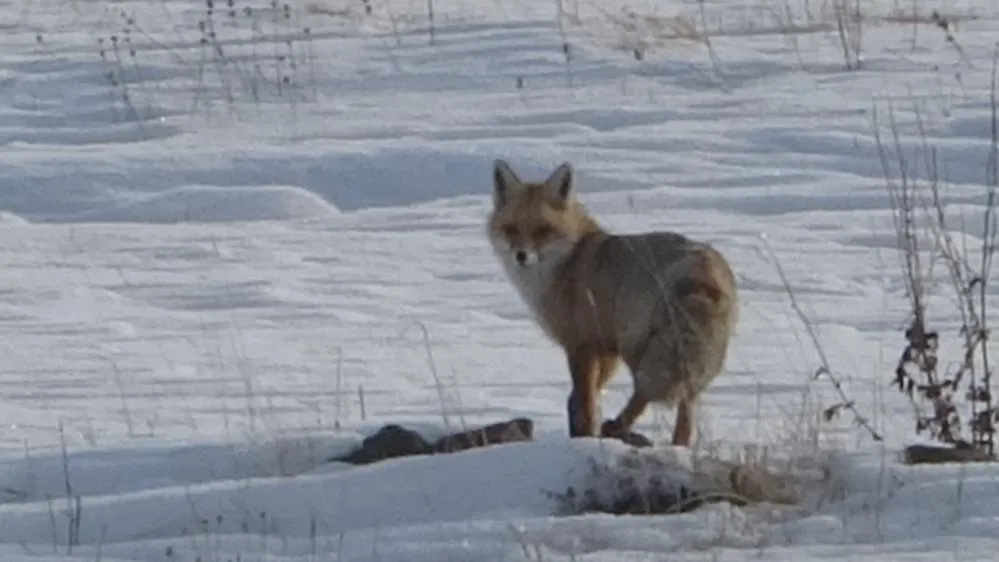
435 418 534 453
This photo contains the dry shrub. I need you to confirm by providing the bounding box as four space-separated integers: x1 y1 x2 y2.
873 47 999 460
548 445 810 517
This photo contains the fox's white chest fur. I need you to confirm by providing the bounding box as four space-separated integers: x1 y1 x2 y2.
490 239 575 333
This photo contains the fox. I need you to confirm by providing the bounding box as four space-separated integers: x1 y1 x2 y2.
486 159 739 447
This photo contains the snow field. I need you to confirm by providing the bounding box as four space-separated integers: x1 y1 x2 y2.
1 0 999 559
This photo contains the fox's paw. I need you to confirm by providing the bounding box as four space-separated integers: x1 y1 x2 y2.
600 419 626 438
600 419 653 448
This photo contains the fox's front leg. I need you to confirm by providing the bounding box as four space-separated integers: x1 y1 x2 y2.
566 390 588 437
565 349 603 437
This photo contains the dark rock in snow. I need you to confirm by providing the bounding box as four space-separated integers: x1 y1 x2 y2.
333 424 433 465
903 443 995 464
333 418 537 465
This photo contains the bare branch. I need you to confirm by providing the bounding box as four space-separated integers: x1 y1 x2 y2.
759 235 883 442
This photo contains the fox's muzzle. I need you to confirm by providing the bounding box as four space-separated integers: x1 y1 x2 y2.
512 248 540 267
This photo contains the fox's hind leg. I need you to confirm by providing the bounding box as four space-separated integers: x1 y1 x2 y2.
601 334 697 443
601 391 697 446
672 399 695 446
600 390 650 438
596 355 621 389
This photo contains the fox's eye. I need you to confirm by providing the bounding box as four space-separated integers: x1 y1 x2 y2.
532 226 554 239
502 225 518 238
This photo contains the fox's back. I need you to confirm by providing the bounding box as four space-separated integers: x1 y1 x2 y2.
542 230 738 356
590 231 717 288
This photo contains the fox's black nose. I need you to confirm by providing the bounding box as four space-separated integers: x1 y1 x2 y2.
515 250 527 265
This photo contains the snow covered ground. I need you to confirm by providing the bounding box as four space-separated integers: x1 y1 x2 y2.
1 0 999 559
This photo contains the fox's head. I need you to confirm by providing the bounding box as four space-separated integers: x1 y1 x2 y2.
486 159 600 270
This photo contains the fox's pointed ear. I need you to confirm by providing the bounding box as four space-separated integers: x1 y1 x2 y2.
543 161 574 203
492 159 522 208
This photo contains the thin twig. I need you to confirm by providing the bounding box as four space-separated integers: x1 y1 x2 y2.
760 235 884 442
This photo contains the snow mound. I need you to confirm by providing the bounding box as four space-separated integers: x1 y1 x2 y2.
0 211 30 225
4 434 999 561
52 185 341 224
0 437 695 548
